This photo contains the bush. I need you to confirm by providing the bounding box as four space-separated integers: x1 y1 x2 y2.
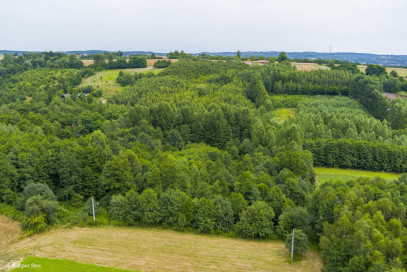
24 195 58 225
22 214 47 235
17 183 56 210
116 72 135 87
154 60 172 68
285 229 309 257
128 56 147 68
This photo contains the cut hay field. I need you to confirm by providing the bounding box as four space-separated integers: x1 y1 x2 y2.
0 215 22 250
358 65 407 77
315 167 403 185
78 68 156 98
292 63 329 71
275 108 296 123
1 221 322 272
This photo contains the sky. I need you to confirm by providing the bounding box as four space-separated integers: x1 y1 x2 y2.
1 0 407 55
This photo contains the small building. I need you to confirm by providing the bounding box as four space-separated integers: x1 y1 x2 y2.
245 59 253 65
156 55 168 59
257 60 269 65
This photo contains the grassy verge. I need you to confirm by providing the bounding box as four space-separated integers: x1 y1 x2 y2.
315 167 403 185
11 256 135 272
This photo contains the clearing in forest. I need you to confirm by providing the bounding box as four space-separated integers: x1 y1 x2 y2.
78 68 156 98
1 225 322 272
315 167 403 185
275 108 296 123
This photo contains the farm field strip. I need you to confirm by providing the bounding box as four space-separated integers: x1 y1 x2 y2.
358 65 407 77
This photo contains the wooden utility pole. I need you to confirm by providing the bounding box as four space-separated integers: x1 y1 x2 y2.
291 228 295 261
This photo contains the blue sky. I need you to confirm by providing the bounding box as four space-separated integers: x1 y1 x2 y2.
1 0 406 54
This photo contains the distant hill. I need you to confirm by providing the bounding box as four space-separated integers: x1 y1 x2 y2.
1 50 407 67
203 51 407 67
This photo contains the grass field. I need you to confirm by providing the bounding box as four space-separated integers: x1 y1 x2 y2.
358 65 407 78
78 68 156 98
275 108 296 123
315 167 403 184
292 63 329 71
10 257 135 272
1 224 322 272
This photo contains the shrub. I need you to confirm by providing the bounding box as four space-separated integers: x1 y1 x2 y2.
22 214 47 235
154 60 172 68
17 183 56 210
24 195 58 225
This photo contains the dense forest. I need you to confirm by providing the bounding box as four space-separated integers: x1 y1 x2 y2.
1 52 407 271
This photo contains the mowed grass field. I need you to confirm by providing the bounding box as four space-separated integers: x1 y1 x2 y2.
275 108 296 123
11 257 135 272
292 62 329 71
1 221 322 272
315 167 403 184
78 68 157 98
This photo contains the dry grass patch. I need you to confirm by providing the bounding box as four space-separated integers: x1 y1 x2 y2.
147 59 178 66
0 215 22 250
82 60 94 66
2 227 322 272
292 63 329 71
358 65 407 78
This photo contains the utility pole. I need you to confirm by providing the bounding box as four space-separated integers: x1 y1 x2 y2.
92 197 95 221
291 228 295 261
